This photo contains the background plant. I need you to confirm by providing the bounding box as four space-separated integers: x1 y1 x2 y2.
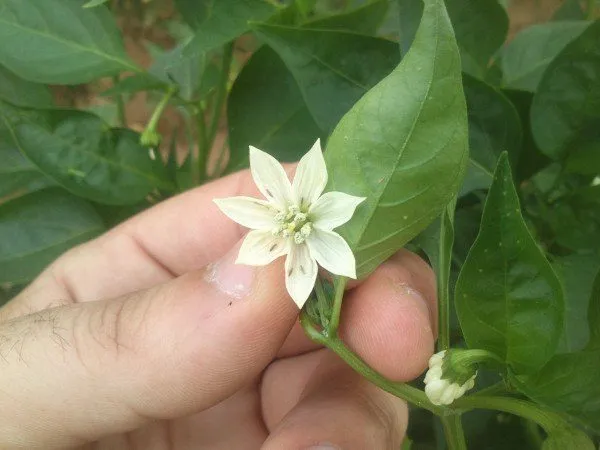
0 0 599 448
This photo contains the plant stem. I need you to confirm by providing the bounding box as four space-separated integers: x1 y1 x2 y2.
112 75 126 127
472 381 508 397
326 277 347 337
587 0 595 19
206 42 234 158
453 396 563 432
196 107 208 183
301 311 440 414
144 87 176 137
438 213 452 350
441 415 467 450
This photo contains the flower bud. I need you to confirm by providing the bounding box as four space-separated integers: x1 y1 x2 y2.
424 349 477 406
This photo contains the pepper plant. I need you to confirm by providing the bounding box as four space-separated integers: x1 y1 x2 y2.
0 0 599 448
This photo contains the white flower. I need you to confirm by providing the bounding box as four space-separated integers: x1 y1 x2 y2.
424 350 476 406
214 140 365 308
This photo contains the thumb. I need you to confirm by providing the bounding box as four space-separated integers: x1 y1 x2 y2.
0 243 297 449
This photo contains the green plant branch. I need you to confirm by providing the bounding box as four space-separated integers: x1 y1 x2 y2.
141 86 177 146
326 277 347 337
441 415 467 450
205 41 235 159
300 311 441 414
437 211 452 351
112 75 126 127
453 395 563 432
196 106 208 184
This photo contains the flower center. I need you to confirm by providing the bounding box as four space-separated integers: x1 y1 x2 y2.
272 205 313 244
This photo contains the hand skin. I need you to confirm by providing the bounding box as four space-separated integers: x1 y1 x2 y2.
0 168 437 450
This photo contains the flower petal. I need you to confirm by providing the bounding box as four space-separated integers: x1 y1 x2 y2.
236 230 288 266
213 196 276 230
310 191 366 230
285 243 317 308
306 229 357 279
249 145 292 209
292 139 327 208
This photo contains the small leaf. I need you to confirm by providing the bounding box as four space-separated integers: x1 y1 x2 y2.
100 73 170 97
253 23 399 133
0 65 54 108
227 46 321 172
0 0 140 84
501 21 590 92
0 104 174 205
0 189 104 283
455 154 564 374
531 21 600 159
325 0 469 277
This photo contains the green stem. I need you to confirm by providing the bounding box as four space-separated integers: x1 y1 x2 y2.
587 0 595 19
112 75 126 127
453 396 563 432
314 278 329 329
142 86 177 141
326 277 347 337
206 42 234 157
437 203 455 351
523 419 545 448
472 381 508 397
441 415 467 450
301 311 440 414
196 108 208 183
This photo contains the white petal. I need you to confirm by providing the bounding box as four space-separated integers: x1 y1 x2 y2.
213 197 276 230
439 384 461 405
306 229 356 279
249 145 292 209
310 191 366 231
428 350 446 368
292 139 327 208
236 230 288 266
285 243 317 308
424 365 442 384
425 379 448 406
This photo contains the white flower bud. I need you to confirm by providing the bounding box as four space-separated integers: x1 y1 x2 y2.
424 350 476 406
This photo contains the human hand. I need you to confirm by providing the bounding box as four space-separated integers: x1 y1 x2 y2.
0 168 437 449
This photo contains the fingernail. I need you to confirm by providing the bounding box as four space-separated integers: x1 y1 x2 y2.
205 243 255 299
395 282 432 321
306 444 341 450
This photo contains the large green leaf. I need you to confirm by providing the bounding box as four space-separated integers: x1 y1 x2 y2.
0 65 53 108
501 21 590 92
553 254 600 353
455 154 564 374
305 0 389 34
182 0 276 57
0 143 55 201
460 75 523 196
397 0 508 77
0 189 104 283
227 46 321 171
0 0 139 84
0 105 173 205
531 21 600 159
253 23 399 133
542 426 595 450
324 0 468 277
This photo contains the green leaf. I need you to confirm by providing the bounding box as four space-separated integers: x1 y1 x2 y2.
397 0 508 76
253 23 399 133
183 0 276 58
542 426 595 450
588 269 600 346
149 42 204 102
0 189 104 283
501 21 590 92
552 0 586 21
325 0 468 277
305 0 389 35
0 0 139 84
531 21 600 159
460 75 523 196
553 254 600 353
227 46 321 171
0 105 173 205
0 143 55 201
445 0 508 77
455 154 564 374
100 73 170 97
0 65 53 108
83 0 110 7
